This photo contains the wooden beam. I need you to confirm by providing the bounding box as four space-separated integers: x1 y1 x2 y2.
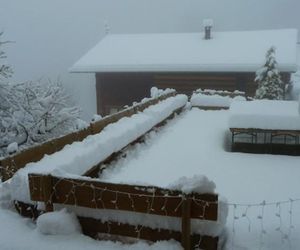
181 196 192 250
43 175 54 212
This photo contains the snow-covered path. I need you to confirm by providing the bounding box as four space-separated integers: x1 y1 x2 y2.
100 108 300 250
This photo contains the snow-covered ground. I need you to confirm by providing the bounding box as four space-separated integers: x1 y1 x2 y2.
99 108 300 250
0 207 180 250
1 108 300 249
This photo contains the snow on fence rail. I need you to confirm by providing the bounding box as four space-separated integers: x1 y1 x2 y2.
191 89 246 110
10 94 187 206
0 90 176 181
28 173 219 250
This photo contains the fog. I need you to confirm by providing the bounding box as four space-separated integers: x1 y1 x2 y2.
1 0 299 120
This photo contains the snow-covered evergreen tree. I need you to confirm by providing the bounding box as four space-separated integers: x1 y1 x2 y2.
254 47 284 100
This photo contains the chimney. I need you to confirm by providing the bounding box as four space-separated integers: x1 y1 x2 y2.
203 19 214 40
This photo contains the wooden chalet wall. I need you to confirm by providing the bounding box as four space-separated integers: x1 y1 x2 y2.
96 73 153 115
96 72 291 115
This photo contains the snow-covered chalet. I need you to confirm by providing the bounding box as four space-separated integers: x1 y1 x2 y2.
70 28 298 115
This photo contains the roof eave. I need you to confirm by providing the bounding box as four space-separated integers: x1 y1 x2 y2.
70 64 298 74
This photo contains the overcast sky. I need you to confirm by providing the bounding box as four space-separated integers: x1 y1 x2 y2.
0 0 299 119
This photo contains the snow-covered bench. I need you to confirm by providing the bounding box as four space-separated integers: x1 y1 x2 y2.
229 100 300 155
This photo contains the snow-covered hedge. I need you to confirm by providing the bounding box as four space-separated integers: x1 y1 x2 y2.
10 94 188 203
191 92 246 108
194 89 245 96
229 100 300 130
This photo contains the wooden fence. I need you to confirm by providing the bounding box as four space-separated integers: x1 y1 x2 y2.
29 174 219 250
0 91 176 181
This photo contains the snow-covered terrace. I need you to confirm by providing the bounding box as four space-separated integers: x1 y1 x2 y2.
2 102 300 250
70 29 298 73
98 108 300 250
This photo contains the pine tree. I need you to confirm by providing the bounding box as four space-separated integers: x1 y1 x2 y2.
254 47 284 100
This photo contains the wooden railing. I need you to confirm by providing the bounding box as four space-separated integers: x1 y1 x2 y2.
29 174 219 250
0 91 176 181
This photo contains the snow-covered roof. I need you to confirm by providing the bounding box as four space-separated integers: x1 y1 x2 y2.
70 29 298 73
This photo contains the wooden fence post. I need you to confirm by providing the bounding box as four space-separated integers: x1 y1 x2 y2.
43 175 54 212
181 195 191 250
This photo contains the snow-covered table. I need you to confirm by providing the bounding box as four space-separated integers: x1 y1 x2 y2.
229 100 300 155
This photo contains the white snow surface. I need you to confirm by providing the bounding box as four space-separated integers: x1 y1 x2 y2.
6 142 19 154
229 100 300 130
36 209 82 235
0 208 181 250
10 95 188 203
150 87 174 98
167 175 216 194
191 93 246 107
98 108 300 250
91 114 103 122
70 29 298 73
1 108 300 249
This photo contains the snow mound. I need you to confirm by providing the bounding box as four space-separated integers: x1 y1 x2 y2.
167 175 216 194
37 209 81 235
7 142 18 155
150 87 174 98
91 114 103 122
75 119 89 130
